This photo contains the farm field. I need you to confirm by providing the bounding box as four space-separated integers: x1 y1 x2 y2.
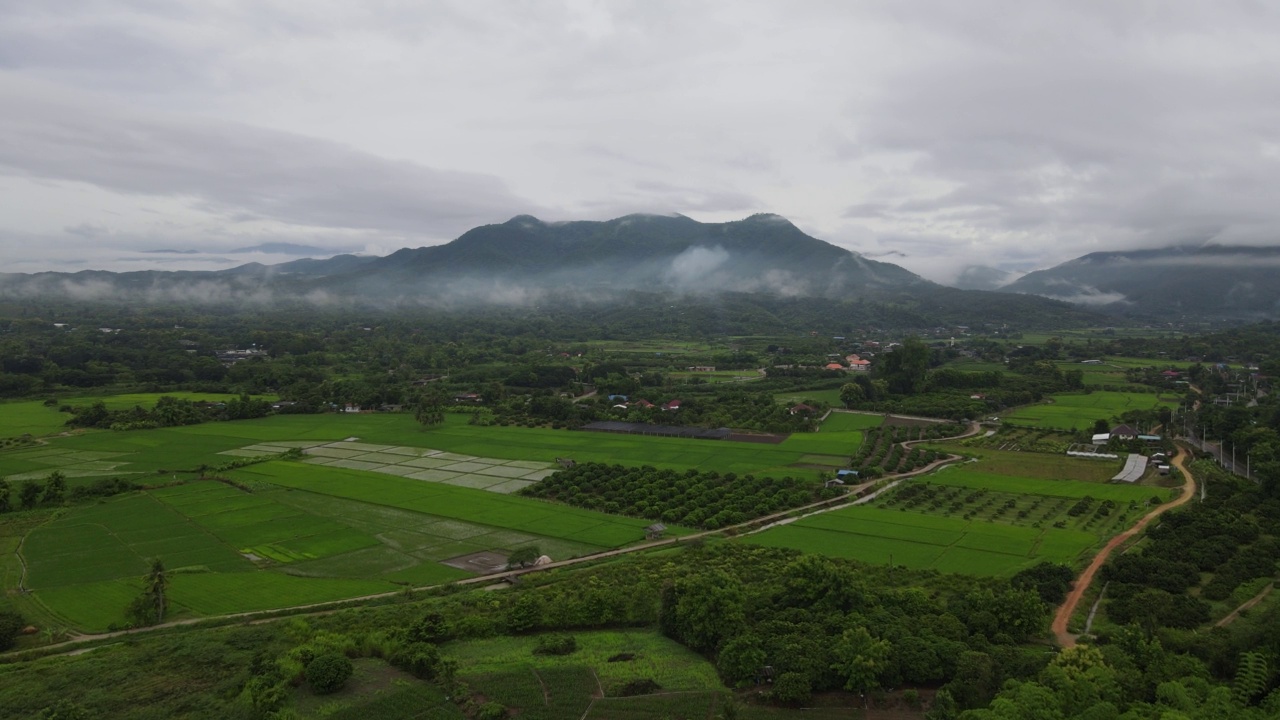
773 388 843 406
940 444 1123 482
442 630 724 720
60 391 279 410
230 461 681 548
749 446 1168 576
20 463 654 630
2 410 876 484
1002 391 1178 430
924 467 1166 503
0 400 71 438
749 504 1098 577
445 630 722 695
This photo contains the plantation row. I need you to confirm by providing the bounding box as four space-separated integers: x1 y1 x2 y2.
877 482 1140 534
519 462 843 529
850 423 960 476
960 427 1074 454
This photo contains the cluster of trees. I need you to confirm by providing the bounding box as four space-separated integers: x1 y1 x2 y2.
1101 460 1280 632
520 463 842 529
64 394 274 431
486 388 822 434
0 472 138 514
852 424 958 476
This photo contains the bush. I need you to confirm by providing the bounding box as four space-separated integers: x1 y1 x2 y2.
0 611 25 651
533 633 578 656
476 701 506 720
305 653 353 695
617 678 661 696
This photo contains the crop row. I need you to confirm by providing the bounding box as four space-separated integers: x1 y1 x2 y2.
520 462 842 529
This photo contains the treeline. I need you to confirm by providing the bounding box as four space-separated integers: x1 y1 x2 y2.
488 389 820 434
0 471 137 513
63 394 275 431
519 463 841 529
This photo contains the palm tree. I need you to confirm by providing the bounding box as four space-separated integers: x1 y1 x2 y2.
146 558 169 623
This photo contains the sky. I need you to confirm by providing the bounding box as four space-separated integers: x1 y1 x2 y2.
2 1 1279 283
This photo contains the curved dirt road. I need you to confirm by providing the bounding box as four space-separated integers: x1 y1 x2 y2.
1051 444 1197 648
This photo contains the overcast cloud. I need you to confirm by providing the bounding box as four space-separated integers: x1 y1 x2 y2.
1 1 1279 281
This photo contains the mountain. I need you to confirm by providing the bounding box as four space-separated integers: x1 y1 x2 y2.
999 245 1280 320
950 265 1022 291
0 213 1100 328
325 213 924 298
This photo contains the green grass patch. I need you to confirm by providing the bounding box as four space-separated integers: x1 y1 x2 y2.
0 401 71 438
927 467 1166 502
1003 391 1178 430
446 630 722 695
748 504 1098 576
233 461 679 548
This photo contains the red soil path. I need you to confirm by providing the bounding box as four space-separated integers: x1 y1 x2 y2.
1051 444 1197 648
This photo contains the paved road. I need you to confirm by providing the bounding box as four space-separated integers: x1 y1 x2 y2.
1051 443 1197 648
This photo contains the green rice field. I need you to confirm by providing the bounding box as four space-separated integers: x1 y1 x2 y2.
1002 391 1178 430
0 401 72 438
60 391 279 410
21 457 672 630
749 504 1098 577
1 410 875 483
925 467 1167 503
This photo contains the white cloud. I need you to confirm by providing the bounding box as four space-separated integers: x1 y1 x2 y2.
2 1 1280 275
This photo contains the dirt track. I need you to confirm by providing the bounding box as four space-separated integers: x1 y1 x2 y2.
1050 444 1197 648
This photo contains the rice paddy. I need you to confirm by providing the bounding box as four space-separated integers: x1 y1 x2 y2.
1002 391 1179 430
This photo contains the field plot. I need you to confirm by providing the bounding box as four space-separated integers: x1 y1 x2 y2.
820 412 885 432
446 630 722 698
0 445 141 483
0 400 71 437
280 440 554 494
5 410 871 482
22 471 630 630
1003 391 1178 430
928 467 1162 502
61 391 278 410
750 504 1097 576
232 461 677 548
773 388 843 406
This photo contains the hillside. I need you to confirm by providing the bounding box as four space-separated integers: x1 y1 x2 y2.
0 213 1100 328
1000 245 1280 320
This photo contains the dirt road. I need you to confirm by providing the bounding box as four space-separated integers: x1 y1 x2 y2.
1050 444 1197 648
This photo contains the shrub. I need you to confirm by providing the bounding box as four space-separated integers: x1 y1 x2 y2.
617 678 661 696
476 702 506 720
0 611 25 651
305 653 353 695
533 633 578 656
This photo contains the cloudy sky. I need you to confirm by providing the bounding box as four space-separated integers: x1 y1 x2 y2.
2 1 1279 282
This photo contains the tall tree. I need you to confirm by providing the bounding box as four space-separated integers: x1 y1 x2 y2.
145 558 169 623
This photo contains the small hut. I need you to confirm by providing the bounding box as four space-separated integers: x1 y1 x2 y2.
645 523 667 540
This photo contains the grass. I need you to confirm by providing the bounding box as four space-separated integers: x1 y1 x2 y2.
925 467 1168 502
231 461 679 548
748 505 1098 577
20 469 642 630
773 388 843 406
930 447 1122 482
0 401 71 438
59 391 279 410
1003 391 1178 430
820 412 884 432
3 412 871 482
445 629 722 695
